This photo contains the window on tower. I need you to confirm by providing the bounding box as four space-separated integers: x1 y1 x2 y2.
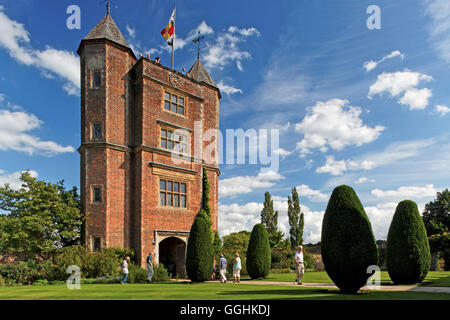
164 91 185 115
159 179 187 208
93 237 101 252
93 71 102 88
160 128 188 154
93 123 102 139
93 187 102 203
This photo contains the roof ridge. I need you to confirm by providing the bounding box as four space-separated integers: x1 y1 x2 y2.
82 14 131 50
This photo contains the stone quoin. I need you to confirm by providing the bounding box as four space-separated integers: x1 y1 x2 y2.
77 11 220 277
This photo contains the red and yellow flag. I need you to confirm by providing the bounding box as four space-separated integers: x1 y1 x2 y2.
161 8 176 43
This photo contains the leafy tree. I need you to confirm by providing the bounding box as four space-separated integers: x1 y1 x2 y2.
321 185 378 294
386 200 431 284
212 230 222 258
261 192 284 247
185 211 214 282
287 187 304 249
246 224 271 279
0 171 83 258
422 189 449 236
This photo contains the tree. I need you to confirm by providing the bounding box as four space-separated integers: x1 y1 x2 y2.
386 200 431 284
321 185 378 294
185 211 214 282
246 224 271 279
212 230 222 258
287 187 304 249
261 192 284 247
0 171 83 258
422 189 449 236
201 167 211 217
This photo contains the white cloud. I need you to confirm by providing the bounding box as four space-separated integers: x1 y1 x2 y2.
434 104 450 116
217 81 243 95
0 169 38 190
364 202 397 240
368 70 433 110
273 147 292 159
161 21 215 53
202 25 260 71
295 99 385 155
219 170 284 197
316 156 376 176
424 0 450 63
296 184 329 202
355 177 375 184
0 7 80 95
0 108 74 156
126 24 135 39
371 184 437 200
399 88 432 110
317 138 435 176
363 50 405 72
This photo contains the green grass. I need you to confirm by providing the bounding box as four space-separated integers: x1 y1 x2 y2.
244 271 450 287
0 282 449 300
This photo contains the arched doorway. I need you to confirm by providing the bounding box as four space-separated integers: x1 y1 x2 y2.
158 237 186 278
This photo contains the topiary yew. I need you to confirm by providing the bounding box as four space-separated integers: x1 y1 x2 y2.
386 200 431 284
246 223 271 279
186 211 214 282
321 185 378 294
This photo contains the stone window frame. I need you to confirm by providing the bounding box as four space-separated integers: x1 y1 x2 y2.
159 178 188 209
163 90 186 117
159 126 189 155
91 70 102 89
90 235 104 252
91 122 103 140
91 185 103 204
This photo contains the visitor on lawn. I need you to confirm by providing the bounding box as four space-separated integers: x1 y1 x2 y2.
219 253 227 283
120 256 130 284
211 257 217 280
295 246 304 285
232 253 242 283
146 252 154 283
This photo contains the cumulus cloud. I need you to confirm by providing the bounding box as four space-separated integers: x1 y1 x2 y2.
0 7 80 95
160 20 215 52
296 184 329 202
316 156 376 176
217 81 243 95
363 50 405 72
295 99 385 155
0 107 74 156
434 104 450 116
0 169 38 190
364 202 397 240
273 147 292 160
368 70 433 110
355 177 375 184
126 24 136 39
219 170 284 197
371 184 437 200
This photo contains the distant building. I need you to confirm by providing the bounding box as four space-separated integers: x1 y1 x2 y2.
77 12 220 276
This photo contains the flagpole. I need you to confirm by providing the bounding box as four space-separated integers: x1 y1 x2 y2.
171 4 176 70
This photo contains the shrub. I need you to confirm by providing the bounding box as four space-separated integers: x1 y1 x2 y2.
0 261 29 285
84 250 121 279
0 275 5 287
246 224 271 279
186 211 214 282
321 185 378 294
127 264 147 283
152 263 169 282
386 200 431 284
52 246 86 280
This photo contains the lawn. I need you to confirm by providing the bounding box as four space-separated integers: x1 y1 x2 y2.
0 282 449 300
244 271 450 287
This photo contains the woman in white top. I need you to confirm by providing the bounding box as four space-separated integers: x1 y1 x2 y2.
232 253 242 283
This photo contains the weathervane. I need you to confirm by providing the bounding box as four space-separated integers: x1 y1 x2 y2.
99 0 117 14
192 31 207 60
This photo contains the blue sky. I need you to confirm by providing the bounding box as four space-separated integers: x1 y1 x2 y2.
0 0 449 243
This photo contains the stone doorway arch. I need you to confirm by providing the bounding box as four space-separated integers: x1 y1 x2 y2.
155 231 188 278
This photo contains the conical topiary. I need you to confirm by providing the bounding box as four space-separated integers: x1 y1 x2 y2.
185 211 213 282
386 200 431 284
321 185 378 294
246 223 271 279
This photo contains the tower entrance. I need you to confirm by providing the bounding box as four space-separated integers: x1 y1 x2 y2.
158 237 186 278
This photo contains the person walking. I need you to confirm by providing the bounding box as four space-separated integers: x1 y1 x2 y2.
219 253 227 283
120 256 130 284
232 253 242 283
295 246 304 285
211 257 217 280
146 252 154 283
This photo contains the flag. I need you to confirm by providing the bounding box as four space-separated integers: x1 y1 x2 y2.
161 7 176 45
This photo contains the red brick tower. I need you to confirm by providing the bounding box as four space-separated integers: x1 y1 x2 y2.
78 12 220 277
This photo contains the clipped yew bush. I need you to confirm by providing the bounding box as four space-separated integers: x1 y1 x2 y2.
321 185 378 294
386 200 431 284
246 223 271 279
186 211 214 282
